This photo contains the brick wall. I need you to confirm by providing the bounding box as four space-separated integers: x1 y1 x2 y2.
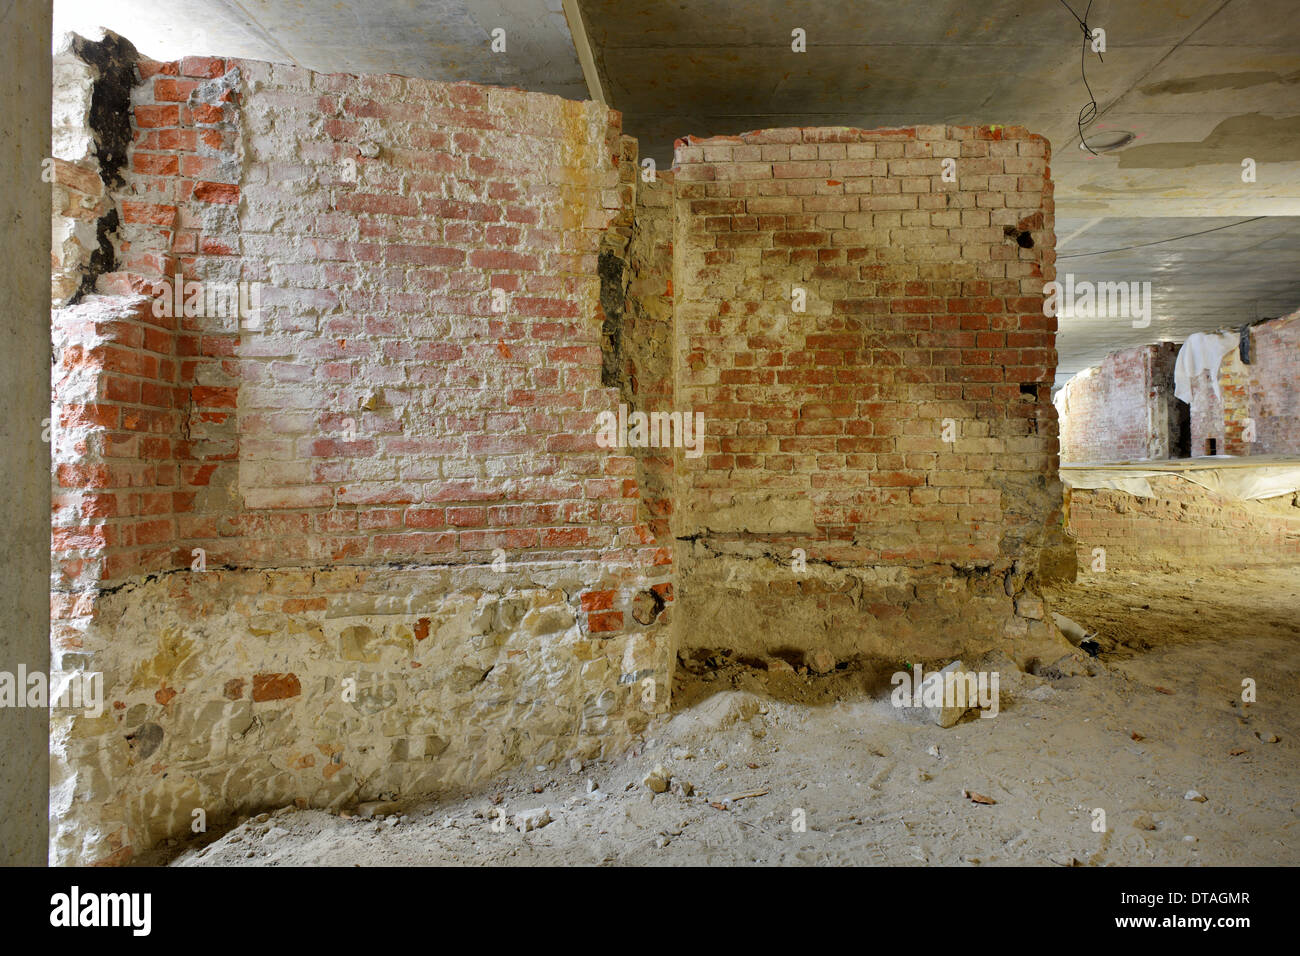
1248 311 1300 453
1069 480 1300 571
58 55 659 577
1196 310 1300 456
50 49 1084 864
229 65 657 570
670 125 1067 664
1057 343 1182 462
49 51 674 865
51 296 183 602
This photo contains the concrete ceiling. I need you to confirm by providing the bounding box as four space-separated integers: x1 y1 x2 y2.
51 0 1300 378
53 0 589 100
1054 215 1300 382
576 0 1300 219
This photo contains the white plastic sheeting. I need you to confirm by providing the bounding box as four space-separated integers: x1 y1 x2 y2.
1052 367 1090 423
1061 460 1300 501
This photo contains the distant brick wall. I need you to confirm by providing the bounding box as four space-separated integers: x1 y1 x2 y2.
1057 343 1181 462
1205 311 1300 456
1069 479 1300 571
670 125 1066 662
1059 314 1298 464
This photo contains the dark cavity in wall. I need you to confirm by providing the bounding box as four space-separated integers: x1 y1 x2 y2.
598 248 629 395
79 208 120 302
1003 225 1035 249
1171 400 1191 458
71 32 138 188
69 31 138 301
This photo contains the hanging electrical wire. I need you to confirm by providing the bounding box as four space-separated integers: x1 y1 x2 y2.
1058 0 1103 155
1058 217 1266 259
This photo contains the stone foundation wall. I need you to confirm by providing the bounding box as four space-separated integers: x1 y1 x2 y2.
50 562 672 865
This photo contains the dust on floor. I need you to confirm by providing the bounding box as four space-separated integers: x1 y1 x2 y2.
154 567 1300 866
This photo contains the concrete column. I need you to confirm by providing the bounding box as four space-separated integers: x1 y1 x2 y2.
0 0 52 865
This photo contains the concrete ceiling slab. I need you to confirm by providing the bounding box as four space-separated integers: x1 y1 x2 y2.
47 0 1300 380
53 1 1300 215
578 0 1300 217
54 0 588 99
1053 215 1300 381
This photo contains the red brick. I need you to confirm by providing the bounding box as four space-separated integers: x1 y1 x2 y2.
193 181 238 204
180 56 226 78
120 202 178 225
587 611 623 633
251 673 302 702
581 589 616 612
153 78 199 101
134 104 180 128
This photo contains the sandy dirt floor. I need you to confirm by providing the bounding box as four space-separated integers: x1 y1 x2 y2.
155 566 1299 866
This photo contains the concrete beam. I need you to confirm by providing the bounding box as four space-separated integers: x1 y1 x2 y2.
0 0 52 865
561 0 605 105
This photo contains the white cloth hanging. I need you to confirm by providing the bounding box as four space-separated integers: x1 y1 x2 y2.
1173 331 1239 404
